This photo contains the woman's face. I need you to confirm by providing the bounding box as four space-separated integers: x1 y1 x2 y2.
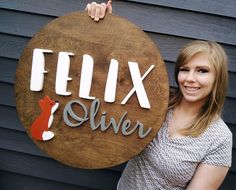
177 53 215 106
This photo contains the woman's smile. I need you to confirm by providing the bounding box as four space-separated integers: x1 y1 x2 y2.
178 53 215 106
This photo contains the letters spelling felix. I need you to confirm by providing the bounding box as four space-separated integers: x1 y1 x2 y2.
29 48 155 141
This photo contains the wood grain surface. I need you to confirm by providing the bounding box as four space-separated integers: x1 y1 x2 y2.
15 12 169 169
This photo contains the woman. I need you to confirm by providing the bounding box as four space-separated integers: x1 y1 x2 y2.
86 2 233 189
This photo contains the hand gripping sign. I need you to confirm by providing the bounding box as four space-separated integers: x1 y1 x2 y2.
15 12 169 169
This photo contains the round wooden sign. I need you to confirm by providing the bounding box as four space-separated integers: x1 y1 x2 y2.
15 12 169 169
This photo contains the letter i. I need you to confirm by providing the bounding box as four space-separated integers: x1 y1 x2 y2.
104 59 118 102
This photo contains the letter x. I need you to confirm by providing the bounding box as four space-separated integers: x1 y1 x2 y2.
121 62 155 109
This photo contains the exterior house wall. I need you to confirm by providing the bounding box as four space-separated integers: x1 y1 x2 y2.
0 0 235 189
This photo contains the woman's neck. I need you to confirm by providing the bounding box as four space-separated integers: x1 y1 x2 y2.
177 98 204 117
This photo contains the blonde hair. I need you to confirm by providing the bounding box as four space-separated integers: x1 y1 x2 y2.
169 40 228 137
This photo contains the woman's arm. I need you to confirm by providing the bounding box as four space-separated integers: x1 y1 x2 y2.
85 1 112 22
186 163 229 190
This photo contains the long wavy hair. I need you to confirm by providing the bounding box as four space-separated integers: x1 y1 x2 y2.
168 40 228 137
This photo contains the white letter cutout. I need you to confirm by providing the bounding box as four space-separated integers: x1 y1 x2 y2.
30 48 53 91
55 52 74 96
121 63 155 109
104 59 119 103
79 54 95 99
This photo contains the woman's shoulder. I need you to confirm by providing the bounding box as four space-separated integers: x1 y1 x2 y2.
204 117 232 140
201 117 233 166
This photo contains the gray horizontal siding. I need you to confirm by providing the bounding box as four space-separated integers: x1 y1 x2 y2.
1 0 236 189
1 1 236 45
127 0 236 18
5 0 236 19
0 170 97 190
0 148 122 190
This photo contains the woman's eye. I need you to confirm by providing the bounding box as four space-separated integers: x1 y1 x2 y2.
198 69 209 73
179 68 188 72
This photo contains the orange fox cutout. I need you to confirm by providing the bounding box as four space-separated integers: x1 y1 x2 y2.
30 96 59 141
